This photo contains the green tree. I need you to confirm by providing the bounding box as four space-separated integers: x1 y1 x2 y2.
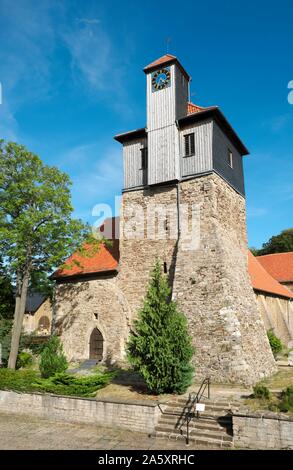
39 336 68 378
0 258 14 319
127 260 194 394
256 228 293 255
0 140 100 369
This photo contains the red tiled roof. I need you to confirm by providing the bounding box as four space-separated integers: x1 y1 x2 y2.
248 251 293 299
53 218 120 279
53 240 119 279
144 54 177 71
187 102 209 114
143 54 190 79
256 252 293 283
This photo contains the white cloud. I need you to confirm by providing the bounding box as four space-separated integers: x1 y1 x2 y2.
60 17 131 108
0 0 56 105
0 0 58 141
262 114 291 133
76 18 101 26
56 141 123 221
0 101 18 141
62 21 114 92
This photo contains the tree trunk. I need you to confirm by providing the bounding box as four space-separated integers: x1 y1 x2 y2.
8 270 30 369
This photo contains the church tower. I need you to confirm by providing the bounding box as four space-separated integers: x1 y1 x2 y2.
115 54 276 385
144 55 189 185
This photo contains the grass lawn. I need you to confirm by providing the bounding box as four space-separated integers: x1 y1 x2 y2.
94 367 173 403
260 366 293 390
244 366 293 414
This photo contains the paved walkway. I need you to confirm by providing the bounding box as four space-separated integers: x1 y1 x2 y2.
0 412 189 450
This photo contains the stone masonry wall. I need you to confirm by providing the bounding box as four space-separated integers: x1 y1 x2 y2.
0 390 160 434
172 174 276 384
118 184 178 320
54 276 130 363
256 292 293 347
233 410 293 449
118 173 276 384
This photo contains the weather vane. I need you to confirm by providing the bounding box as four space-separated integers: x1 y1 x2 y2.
165 37 171 54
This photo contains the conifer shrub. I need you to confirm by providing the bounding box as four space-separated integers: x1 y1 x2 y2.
16 351 33 369
0 368 114 397
267 329 282 357
253 383 271 400
33 371 115 397
278 386 293 413
127 260 194 394
0 368 38 392
39 336 68 378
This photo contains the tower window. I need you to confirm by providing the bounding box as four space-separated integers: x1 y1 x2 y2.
141 147 148 169
228 149 233 168
184 133 195 157
163 262 168 274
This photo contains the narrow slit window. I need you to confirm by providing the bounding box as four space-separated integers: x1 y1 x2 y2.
141 147 148 170
184 133 195 157
228 149 233 168
163 262 168 274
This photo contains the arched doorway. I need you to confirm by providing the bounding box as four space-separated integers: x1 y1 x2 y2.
38 316 50 332
89 328 103 361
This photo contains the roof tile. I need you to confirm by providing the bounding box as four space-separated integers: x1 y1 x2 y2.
257 252 293 282
248 251 293 299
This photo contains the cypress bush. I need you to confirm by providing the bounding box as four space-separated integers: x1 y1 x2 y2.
267 329 282 357
127 260 194 394
279 386 293 413
253 383 271 400
39 336 68 378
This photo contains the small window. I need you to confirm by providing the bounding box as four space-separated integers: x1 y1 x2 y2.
184 133 195 157
163 262 168 274
141 147 148 169
228 149 233 168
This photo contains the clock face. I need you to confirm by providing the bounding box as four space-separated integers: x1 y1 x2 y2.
152 67 171 91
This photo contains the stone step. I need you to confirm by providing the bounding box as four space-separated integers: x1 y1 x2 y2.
162 409 231 422
166 401 233 411
79 359 99 369
155 425 232 442
155 431 233 449
159 412 232 422
170 401 240 411
158 417 232 432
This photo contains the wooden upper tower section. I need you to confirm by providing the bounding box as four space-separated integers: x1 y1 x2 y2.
115 54 249 195
144 54 190 129
144 55 190 185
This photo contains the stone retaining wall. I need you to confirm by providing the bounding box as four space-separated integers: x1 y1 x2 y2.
233 410 293 449
0 390 161 434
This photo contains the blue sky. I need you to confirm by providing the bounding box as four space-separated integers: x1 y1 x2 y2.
0 0 292 249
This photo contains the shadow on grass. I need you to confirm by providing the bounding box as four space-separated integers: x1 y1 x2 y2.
103 365 155 396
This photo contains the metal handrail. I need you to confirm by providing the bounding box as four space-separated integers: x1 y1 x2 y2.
178 377 211 445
